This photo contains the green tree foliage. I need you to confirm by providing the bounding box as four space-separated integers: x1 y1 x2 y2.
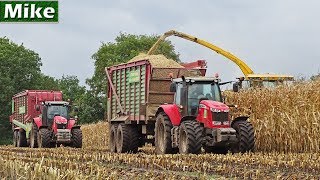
87 32 179 122
89 32 179 96
76 90 104 124
0 37 42 144
57 75 86 101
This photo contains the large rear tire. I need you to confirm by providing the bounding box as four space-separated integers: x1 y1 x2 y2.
178 120 203 154
37 128 52 148
231 120 255 153
17 130 28 147
71 129 82 148
155 112 176 154
30 123 38 148
109 123 118 152
116 123 139 153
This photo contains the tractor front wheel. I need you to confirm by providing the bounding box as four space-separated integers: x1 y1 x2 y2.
178 120 203 154
231 120 255 153
155 112 177 154
71 128 83 148
37 128 52 148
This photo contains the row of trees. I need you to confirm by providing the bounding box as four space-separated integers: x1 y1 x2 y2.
0 33 178 144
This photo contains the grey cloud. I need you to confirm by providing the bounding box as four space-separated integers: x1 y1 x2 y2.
0 0 319 85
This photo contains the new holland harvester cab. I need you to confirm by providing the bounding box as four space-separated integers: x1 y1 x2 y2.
155 76 255 154
10 90 82 148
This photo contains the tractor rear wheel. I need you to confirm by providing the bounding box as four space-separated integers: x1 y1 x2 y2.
71 128 83 148
231 120 255 153
13 131 18 147
30 123 38 148
17 130 28 147
109 123 118 152
155 112 176 154
37 128 52 148
179 120 203 154
116 123 139 153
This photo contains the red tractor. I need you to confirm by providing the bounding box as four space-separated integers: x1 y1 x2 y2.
155 76 254 154
106 60 254 154
10 90 82 148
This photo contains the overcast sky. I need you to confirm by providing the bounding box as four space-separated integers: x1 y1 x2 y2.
1 0 319 88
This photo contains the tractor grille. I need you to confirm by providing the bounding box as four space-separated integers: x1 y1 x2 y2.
57 124 67 129
212 112 228 122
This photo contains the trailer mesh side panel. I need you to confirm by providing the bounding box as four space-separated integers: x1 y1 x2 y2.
111 65 146 120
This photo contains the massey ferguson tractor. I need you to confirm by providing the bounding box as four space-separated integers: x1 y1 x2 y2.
10 90 82 148
106 59 254 154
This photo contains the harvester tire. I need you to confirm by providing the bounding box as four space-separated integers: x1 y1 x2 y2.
37 128 52 148
178 120 203 154
30 123 38 148
71 128 83 148
155 112 176 154
17 130 28 147
116 123 131 153
109 123 118 152
13 131 18 147
231 120 255 153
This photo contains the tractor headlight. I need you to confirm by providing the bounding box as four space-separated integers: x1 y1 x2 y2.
213 121 222 125
223 121 230 125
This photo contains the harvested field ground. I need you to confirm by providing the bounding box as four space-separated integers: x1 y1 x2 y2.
1 81 319 179
0 146 319 179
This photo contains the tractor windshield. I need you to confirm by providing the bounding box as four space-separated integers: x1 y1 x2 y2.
47 105 68 120
187 82 222 115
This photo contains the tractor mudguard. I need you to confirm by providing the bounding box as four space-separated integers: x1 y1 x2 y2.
67 119 77 129
231 116 249 127
156 104 181 126
33 117 42 128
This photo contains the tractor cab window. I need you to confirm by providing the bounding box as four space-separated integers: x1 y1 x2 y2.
187 82 222 115
47 105 68 120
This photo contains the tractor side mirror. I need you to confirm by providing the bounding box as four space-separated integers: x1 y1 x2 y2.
222 96 226 103
170 83 176 92
36 105 40 111
233 83 239 92
74 106 79 113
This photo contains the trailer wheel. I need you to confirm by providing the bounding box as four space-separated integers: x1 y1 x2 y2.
71 128 83 148
129 126 140 153
30 123 38 148
155 112 176 154
17 130 28 147
179 120 203 154
231 120 255 153
109 123 118 152
37 128 52 148
116 123 130 153
13 131 18 147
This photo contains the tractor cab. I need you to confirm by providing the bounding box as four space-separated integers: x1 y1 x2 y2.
170 76 222 116
39 101 70 127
